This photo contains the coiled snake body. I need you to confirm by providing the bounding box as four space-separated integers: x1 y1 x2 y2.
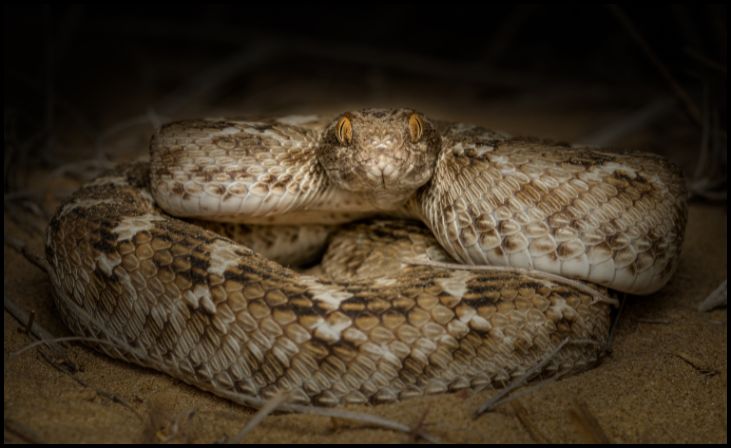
46 109 687 406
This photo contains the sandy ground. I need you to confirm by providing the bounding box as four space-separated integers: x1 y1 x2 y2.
4 148 727 444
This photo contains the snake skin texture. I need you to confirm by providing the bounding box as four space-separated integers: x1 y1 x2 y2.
45 109 687 406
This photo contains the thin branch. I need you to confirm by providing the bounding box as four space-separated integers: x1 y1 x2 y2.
94 113 168 158
4 417 46 444
227 391 289 443
569 400 610 443
10 336 127 357
51 158 116 181
4 296 65 356
472 337 567 417
473 338 605 418
146 407 197 443
580 97 675 147
5 201 48 238
608 5 702 125
684 47 727 74
4 295 143 421
604 293 627 354
698 279 726 312
42 4 56 161
476 370 568 408
633 317 672 325
157 44 273 116
511 400 550 443
60 367 145 421
22 311 36 335
214 388 441 443
689 77 716 197
671 352 720 378
5 235 52 275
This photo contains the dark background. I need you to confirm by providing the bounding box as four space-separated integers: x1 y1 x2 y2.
2 6 727 444
4 4 727 199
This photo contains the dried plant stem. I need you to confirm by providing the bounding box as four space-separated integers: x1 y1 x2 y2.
4 296 64 356
214 388 440 443
5 235 52 275
697 280 727 312
5 295 143 421
227 392 289 443
580 97 675 147
569 400 610 443
608 5 702 125
511 400 550 443
4 417 46 444
671 352 720 377
473 338 601 418
474 338 569 418
11 336 125 357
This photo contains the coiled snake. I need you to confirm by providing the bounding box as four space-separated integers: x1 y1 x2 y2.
45 109 687 406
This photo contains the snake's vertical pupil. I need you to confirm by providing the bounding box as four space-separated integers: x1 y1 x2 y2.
336 116 352 145
409 113 423 142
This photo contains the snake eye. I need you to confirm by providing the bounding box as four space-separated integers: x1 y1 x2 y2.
336 116 352 145
408 113 424 142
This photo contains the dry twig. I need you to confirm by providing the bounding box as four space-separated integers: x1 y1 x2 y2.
146 406 197 444
603 293 627 355
5 235 52 275
4 417 46 444
569 400 610 443
213 388 441 444
633 317 672 325
608 5 702 125
697 280 727 312
11 336 128 357
511 400 550 443
474 338 568 418
5 295 143 421
671 352 720 378
580 97 675 147
227 391 289 443
473 338 605 418
4 295 64 356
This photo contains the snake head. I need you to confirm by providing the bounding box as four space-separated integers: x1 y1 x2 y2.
317 108 441 197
